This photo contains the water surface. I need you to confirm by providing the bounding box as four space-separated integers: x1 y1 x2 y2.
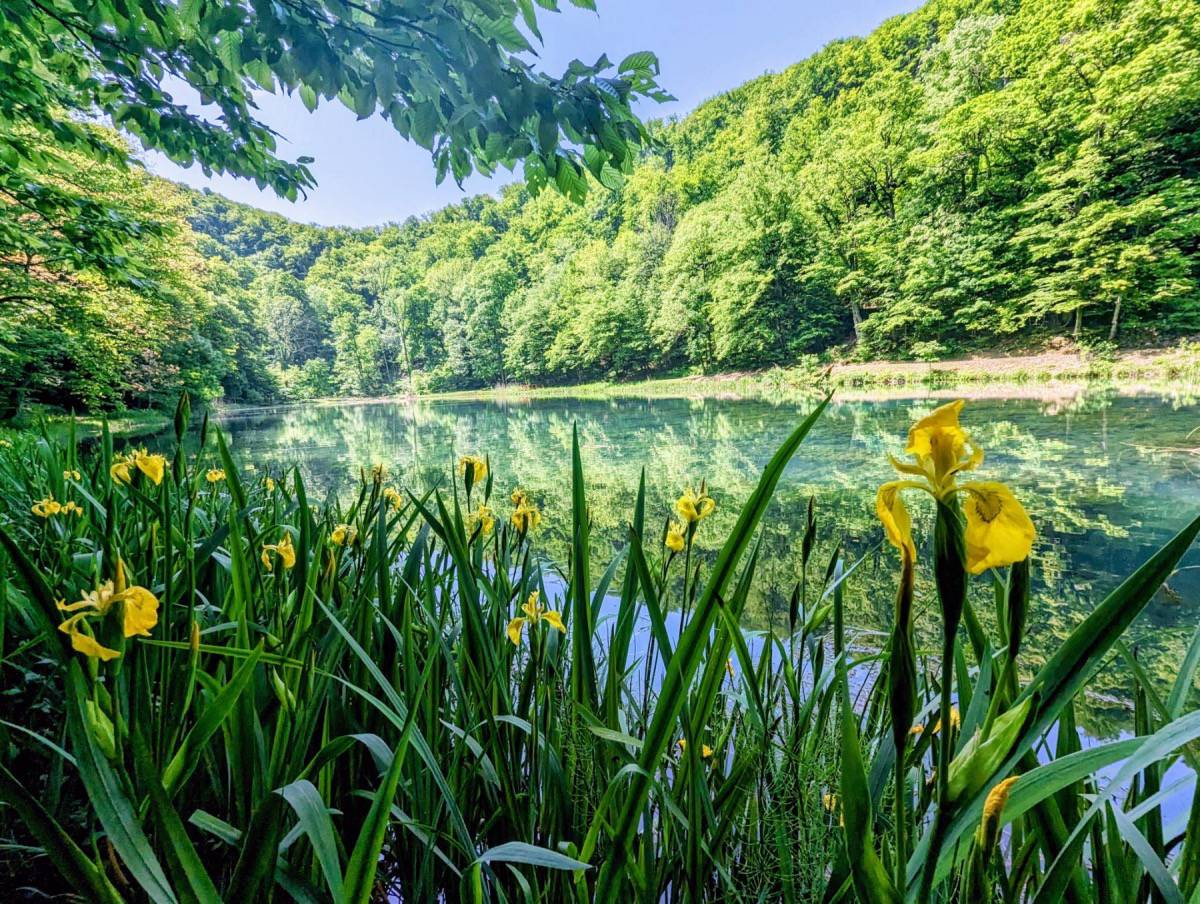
215 387 1200 736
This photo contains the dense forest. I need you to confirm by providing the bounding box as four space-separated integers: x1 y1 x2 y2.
6 0 1199 409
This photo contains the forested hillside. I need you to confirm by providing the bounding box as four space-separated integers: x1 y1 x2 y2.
191 0 1200 400
6 0 1198 409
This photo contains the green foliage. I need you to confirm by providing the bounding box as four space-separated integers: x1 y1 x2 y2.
184 0 1200 401
0 400 1198 901
0 0 665 415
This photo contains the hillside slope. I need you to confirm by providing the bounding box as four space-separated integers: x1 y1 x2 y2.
192 0 1200 398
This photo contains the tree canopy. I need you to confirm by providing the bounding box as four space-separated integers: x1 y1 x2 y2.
0 0 664 410
191 0 1200 401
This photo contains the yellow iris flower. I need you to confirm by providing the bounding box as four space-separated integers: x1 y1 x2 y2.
110 450 166 485
910 706 962 736
110 459 132 484
331 523 357 546
876 401 1035 574
665 521 686 553
134 451 166 485
977 775 1020 854
677 739 714 758
676 486 715 523
506 591 565 645
511 499 542 534
56 563 159 661
265 477 276 493
468 504 495 536
383 486 402 510
261 532 296 571
63 469 81 481
458 455 488 487
32 497 63 518
206 469 226 484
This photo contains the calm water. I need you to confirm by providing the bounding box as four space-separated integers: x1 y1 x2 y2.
214 387 1200 736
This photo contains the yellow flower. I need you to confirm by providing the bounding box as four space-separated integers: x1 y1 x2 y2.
206 469 226 484
895 400 983 493
331 523 357 547
821 791 845 825
977 775 1020 854
458 455 488 488
876 401 1034 572
511 499 542 534
909 724 924 736
0 438 11 448
265 477 276 493
56 569 159 661
133 451 166 486
110 458 133 484
383 486 402 510
678 739 714 758
63 469 81 481
962 482 1037 575
932 707 961 734
61 501 84 517
261 532 296 571
665 521 686 553
468 504 495 536
506 591 566 645
875 481 916 561
676 486 715 523
511 487 528 507
982 775 1018 823
32 497 63 518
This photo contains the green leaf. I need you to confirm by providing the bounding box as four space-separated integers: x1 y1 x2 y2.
133 729 222 904
276 780 344 901
343 652 433 903
594 396 830 902
162 645 263 797
65 664 177 903
476 842 591 871
618 51 658 73
0 763 122 902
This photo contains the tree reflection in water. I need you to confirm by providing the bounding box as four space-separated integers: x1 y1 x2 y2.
212 389 1200 738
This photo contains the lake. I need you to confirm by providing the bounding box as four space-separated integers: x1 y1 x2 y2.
214 386 1200 736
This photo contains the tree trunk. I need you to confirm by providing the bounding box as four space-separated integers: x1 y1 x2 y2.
1108 297 1121 342
397 329 415 393
850 299 864 341
1073 306 1083 340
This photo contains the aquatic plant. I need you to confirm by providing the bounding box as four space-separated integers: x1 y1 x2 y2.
0 394 1197 902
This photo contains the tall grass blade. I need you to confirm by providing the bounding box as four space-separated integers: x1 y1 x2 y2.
594 396 829 901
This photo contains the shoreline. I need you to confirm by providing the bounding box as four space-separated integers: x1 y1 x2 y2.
214 345 1199 412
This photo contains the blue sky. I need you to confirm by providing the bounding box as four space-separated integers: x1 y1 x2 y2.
147 0 920 227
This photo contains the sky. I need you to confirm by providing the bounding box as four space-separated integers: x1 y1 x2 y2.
146 0 922 227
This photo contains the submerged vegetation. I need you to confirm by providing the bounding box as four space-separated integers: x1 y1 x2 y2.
0 395 1197 901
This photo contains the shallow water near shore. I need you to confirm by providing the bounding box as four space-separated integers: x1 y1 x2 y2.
211 387 1200 738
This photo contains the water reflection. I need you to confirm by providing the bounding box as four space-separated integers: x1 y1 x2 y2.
213 389 1200 737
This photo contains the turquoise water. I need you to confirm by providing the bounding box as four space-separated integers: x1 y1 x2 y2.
214 388 1200 735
